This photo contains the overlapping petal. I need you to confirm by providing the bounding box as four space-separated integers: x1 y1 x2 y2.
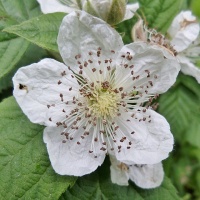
57 11 123 69
110 156 164 188
124 3 139 20
129 163 164 189
178 55 200 83
115 42 180 94
36 0 77 14
112 109 173 165
168 11 200 52
13 58 79 126
44 126 105 176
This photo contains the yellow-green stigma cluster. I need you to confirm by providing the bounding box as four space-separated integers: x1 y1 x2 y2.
88 87 118 119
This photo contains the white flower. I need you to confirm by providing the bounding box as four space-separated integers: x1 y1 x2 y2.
36 0 139 24
168 11 200 83
110 155 164 188
13 11 180 177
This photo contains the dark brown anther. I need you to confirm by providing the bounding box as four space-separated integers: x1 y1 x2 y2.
61 71 66 76
75 54 81 59
60 93 63 101
100 147 106 151
124 64 128 68
126 55 133 60
107 66 111 70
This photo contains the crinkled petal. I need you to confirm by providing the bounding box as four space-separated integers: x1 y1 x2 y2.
178 55 200 83
13 58 79 126
110 155 129 186
124 3 139 20
115 41 180 94
129 163 164 189
57 10 123 71
43 126 105 176
113 109 173 165
168 11 200 52
36 0 76 14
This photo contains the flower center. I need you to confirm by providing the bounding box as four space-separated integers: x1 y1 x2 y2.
88 89 118 119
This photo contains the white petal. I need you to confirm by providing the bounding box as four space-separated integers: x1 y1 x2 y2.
43 126 105 176
124 3 139 20
13 58 79 126
115 42 180 94
178 55 200 83
36 0 76 14
129 163 164 189
57 11 123 70
109 155 129 186
168 11 200 52
113 109 173 165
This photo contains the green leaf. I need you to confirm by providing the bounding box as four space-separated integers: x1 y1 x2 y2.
0 38 29 92
159 74 200 148
60 158 180 200
0 97 76 199
138 0 184 33
0 43 48 102
0 0 41 92
191 0 200 18
4 13 66 52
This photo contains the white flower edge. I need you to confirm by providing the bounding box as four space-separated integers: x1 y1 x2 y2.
124 3 139 20
110 156 164 188
12 58 78 126
57 10 124 68
168 11 200 52
36 0 139 22
43 126 105 176
110 109 174 165
178 55 200 83
36 0 77 14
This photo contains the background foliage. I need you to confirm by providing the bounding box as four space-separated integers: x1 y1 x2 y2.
0 0 200 199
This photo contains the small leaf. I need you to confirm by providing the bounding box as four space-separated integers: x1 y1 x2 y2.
60 158 180 200
4 13 66 52
0 38 29 92
0 97 76 199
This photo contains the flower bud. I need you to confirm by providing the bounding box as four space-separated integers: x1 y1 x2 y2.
131 19 147 42
82 0 126 25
